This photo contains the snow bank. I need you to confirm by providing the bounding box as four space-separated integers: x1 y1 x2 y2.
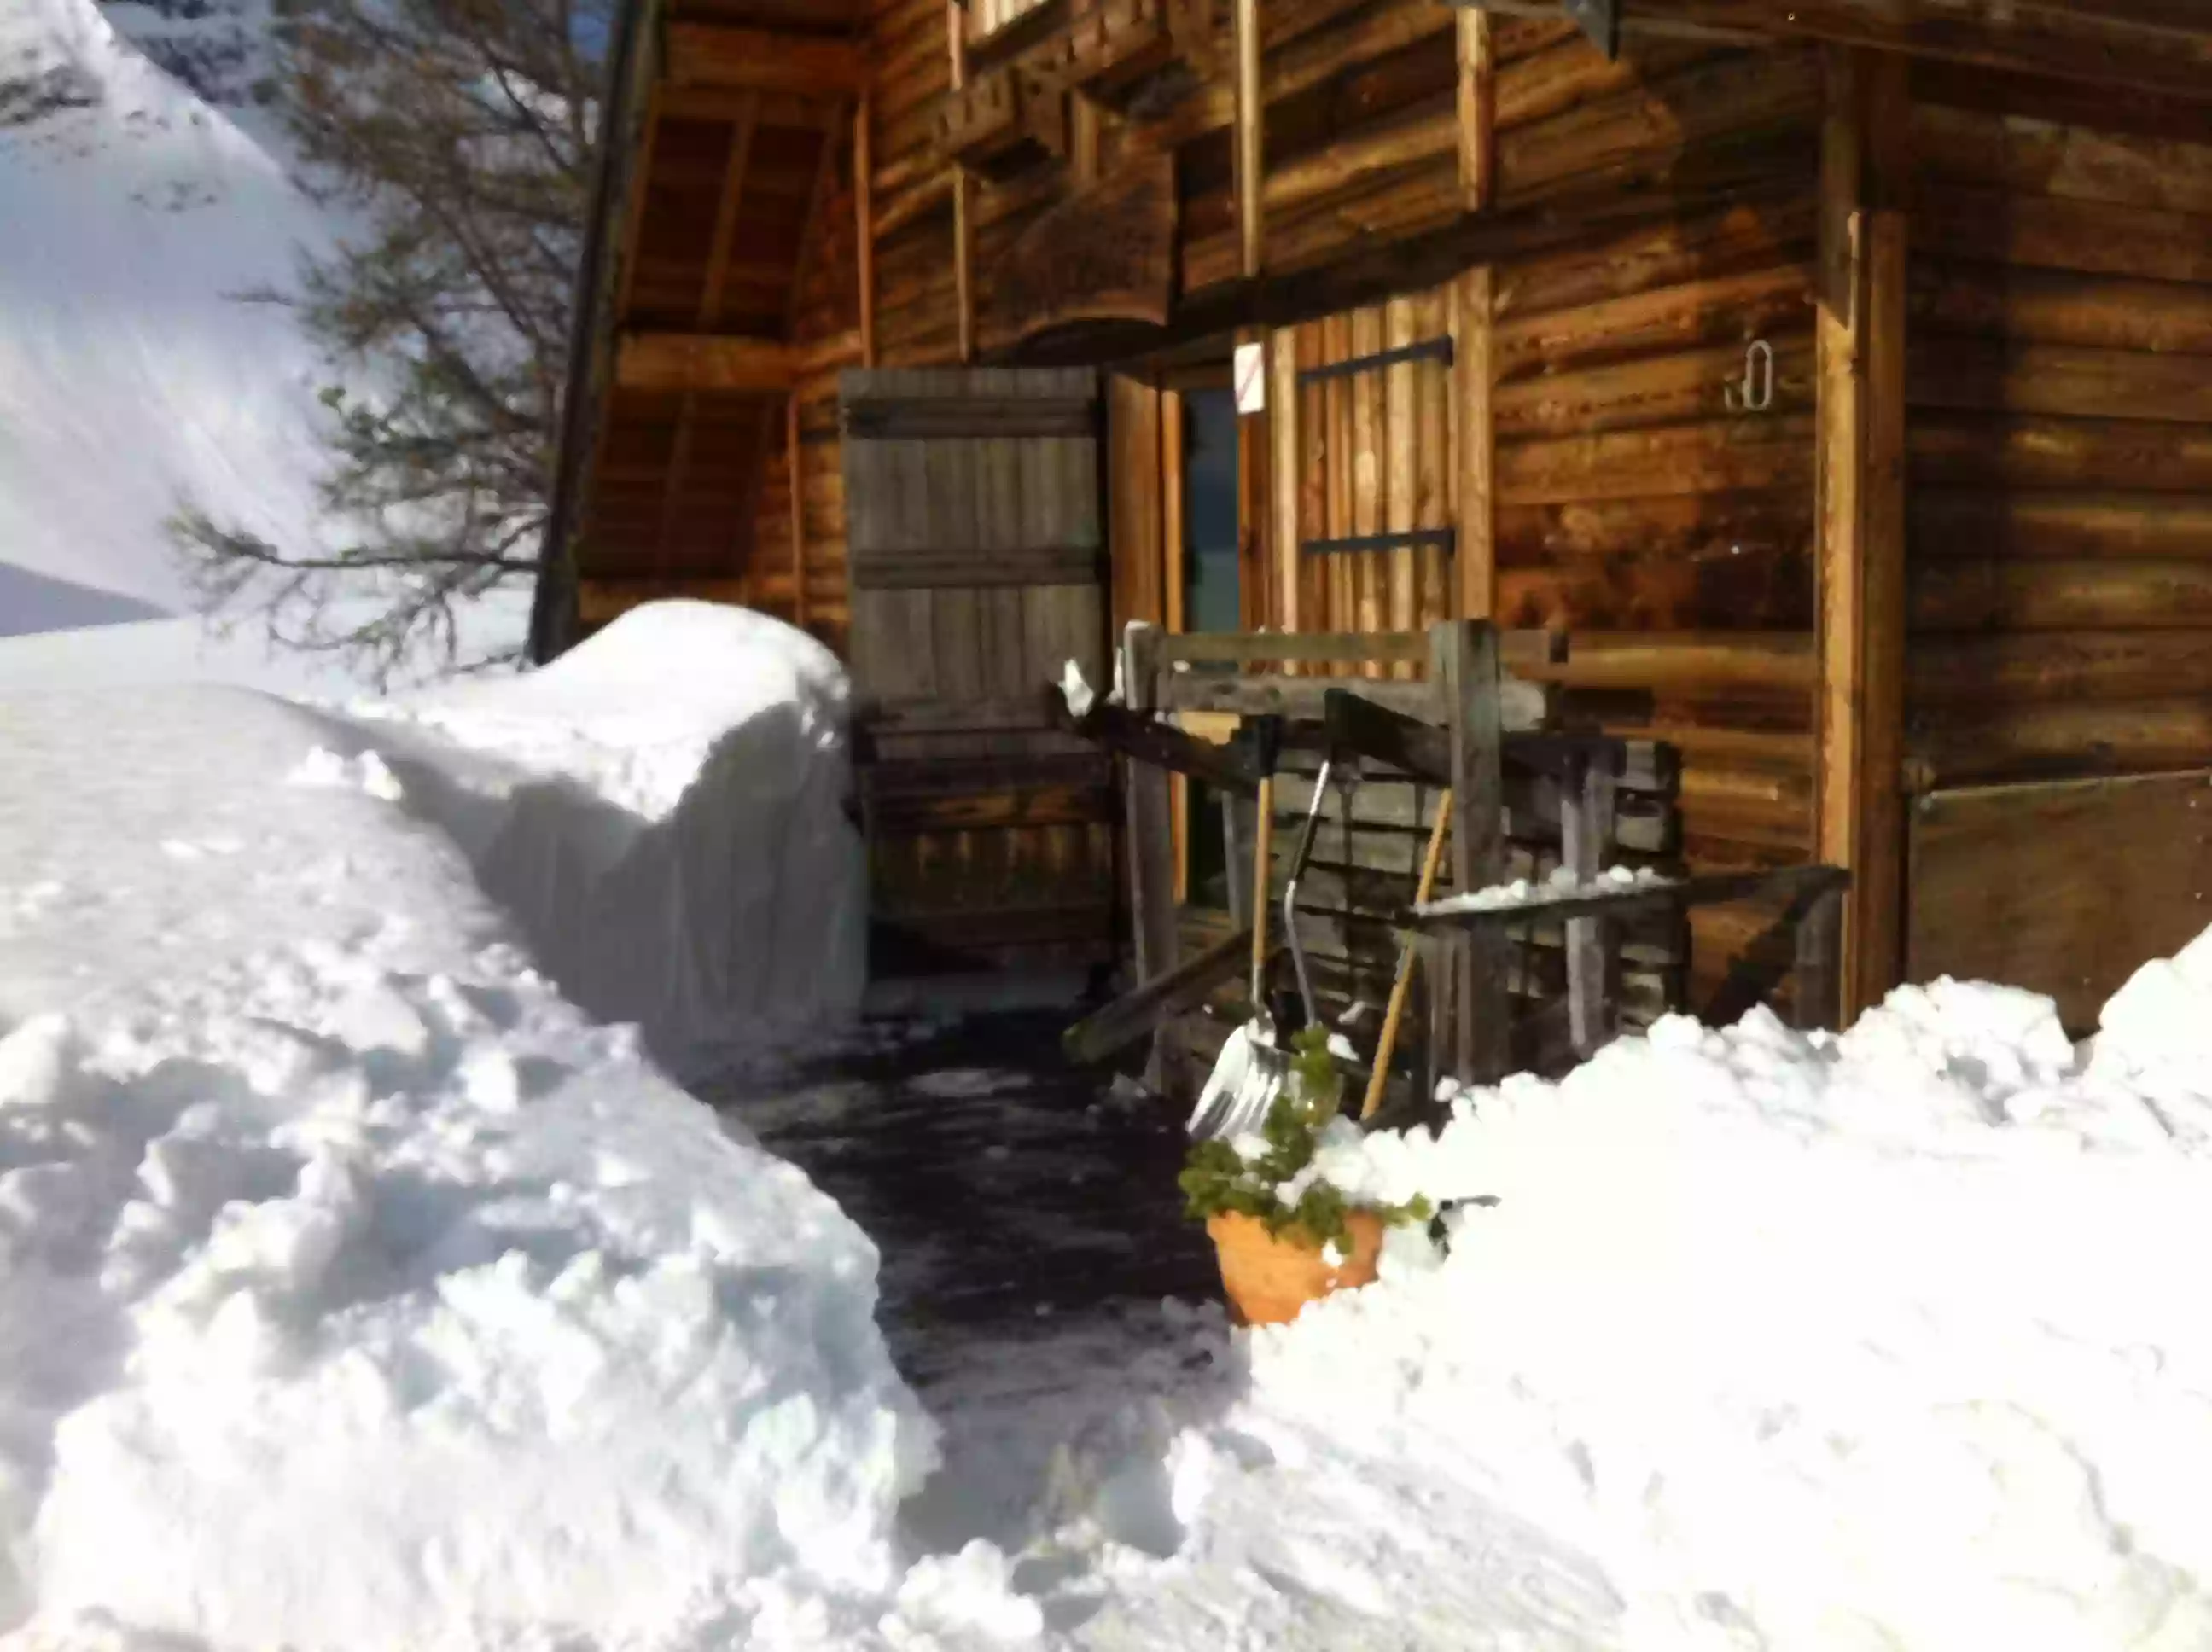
0 685 930 1649
1126 960 2212 1647
356 602 868 1073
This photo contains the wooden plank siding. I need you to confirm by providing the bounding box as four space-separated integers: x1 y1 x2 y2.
1902 67 2212 793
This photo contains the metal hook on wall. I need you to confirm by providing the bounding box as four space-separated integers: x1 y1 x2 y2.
1726 338 1775 415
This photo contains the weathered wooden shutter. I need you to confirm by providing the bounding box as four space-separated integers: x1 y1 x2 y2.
840 367 1115 974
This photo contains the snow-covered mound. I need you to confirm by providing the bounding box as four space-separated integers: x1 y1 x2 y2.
0 685 929 1648
1109 959 2212 1647
0 0 335 613
357 602 868 1071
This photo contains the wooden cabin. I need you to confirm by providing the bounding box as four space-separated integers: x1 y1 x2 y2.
533 0 2212 1038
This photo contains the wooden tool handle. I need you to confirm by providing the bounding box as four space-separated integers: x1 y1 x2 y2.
1361 791 1452 1121
1249 776 1274 1004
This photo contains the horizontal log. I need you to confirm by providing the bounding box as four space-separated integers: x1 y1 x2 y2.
1155 630 1433 666
1159 671 1552 728
1496 48 1820 201
1909 699 2212 786
1908 340 2212 425
1910 488 2212 560
615 333 795 393
1909 631 2212 707
1493 33 1719 134
1908 58 2212 150
1643 723 1810 771
1495 263 1815 380
1495 543 1813 632
1909 412 2212 493
1917 183 2212 287
1911 558 2212 631
1415 866 1847 934
1498 415 1816 504
1912 101 2212 220
1495 489 1812 563
665 24 862 94
1498 189 1818 319
1514 631 1818 691
1494 334 1814 438
1465 0 2212 103
1907 259 2212 358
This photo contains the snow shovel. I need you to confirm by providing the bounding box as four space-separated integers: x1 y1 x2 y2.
1188 718 1293 1141
1190 740 1347 1141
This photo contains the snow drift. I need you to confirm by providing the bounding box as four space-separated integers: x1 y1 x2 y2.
357 602 868 1072
0 679 920 1649
1097 946 2212 1648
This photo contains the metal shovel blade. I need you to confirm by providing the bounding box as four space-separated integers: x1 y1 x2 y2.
1188 1012 1294 1141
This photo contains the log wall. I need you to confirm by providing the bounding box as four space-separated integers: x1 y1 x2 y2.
1481 39 1825 1004
1902 69 2212 788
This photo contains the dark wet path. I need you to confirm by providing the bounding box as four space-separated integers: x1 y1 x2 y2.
694 1010 1220 1374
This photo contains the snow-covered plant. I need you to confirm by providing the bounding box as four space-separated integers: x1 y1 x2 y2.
1179 1027 1433 1248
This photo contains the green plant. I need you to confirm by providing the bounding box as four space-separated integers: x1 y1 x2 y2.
1179 1027 1433 1250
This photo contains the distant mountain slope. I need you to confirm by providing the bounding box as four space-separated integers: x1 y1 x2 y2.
0 561 167 634
0 0 336 612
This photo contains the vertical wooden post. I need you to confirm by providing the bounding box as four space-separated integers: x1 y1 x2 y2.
787 393 807 630
1561 753 1620 1057
1435 619 1510 1082
1815 47 1909 1021
1452 10 1495 624
1071 93 1100 189
948 3 974 363
854 93 876 368
1456 9 1493 212
1268 328 1301 637
1123 622 1179 1079
1794 884 1846 1033
1453 270 1495 623
1232 0 1263 281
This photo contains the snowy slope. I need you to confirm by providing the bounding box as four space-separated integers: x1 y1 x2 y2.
0 637 951 1648
0 0 339 614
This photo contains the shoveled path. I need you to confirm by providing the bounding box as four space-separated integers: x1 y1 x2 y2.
695 1009 1220 1377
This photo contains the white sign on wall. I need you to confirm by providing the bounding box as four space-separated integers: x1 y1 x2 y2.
1233 341 1266 416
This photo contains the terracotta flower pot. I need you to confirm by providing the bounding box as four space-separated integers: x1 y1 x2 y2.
1205 1209 1384 1327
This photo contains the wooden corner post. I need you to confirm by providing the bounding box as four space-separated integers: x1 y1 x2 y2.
1452 9 1495 623
1815 46 1909 1021
1121 622 1178 1082
1434 619 1510 1083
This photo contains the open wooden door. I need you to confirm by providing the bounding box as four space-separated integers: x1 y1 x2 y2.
840 367 1116 975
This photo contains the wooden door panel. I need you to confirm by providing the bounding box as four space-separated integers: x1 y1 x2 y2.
841 366 1113 972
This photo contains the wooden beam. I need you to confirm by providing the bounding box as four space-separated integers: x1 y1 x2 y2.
855 95 876 368
665 24 862 96
1233 0 1263 278
1813 46 1909 1021
698 98 759 330
1457 9 1494 212
1466 0 2212 101
1268 329 1301 638
616 333 797 393
947 3 974 363
1453 271 1494 622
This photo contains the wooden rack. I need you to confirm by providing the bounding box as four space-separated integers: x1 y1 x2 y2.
1063 620 1849 1118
